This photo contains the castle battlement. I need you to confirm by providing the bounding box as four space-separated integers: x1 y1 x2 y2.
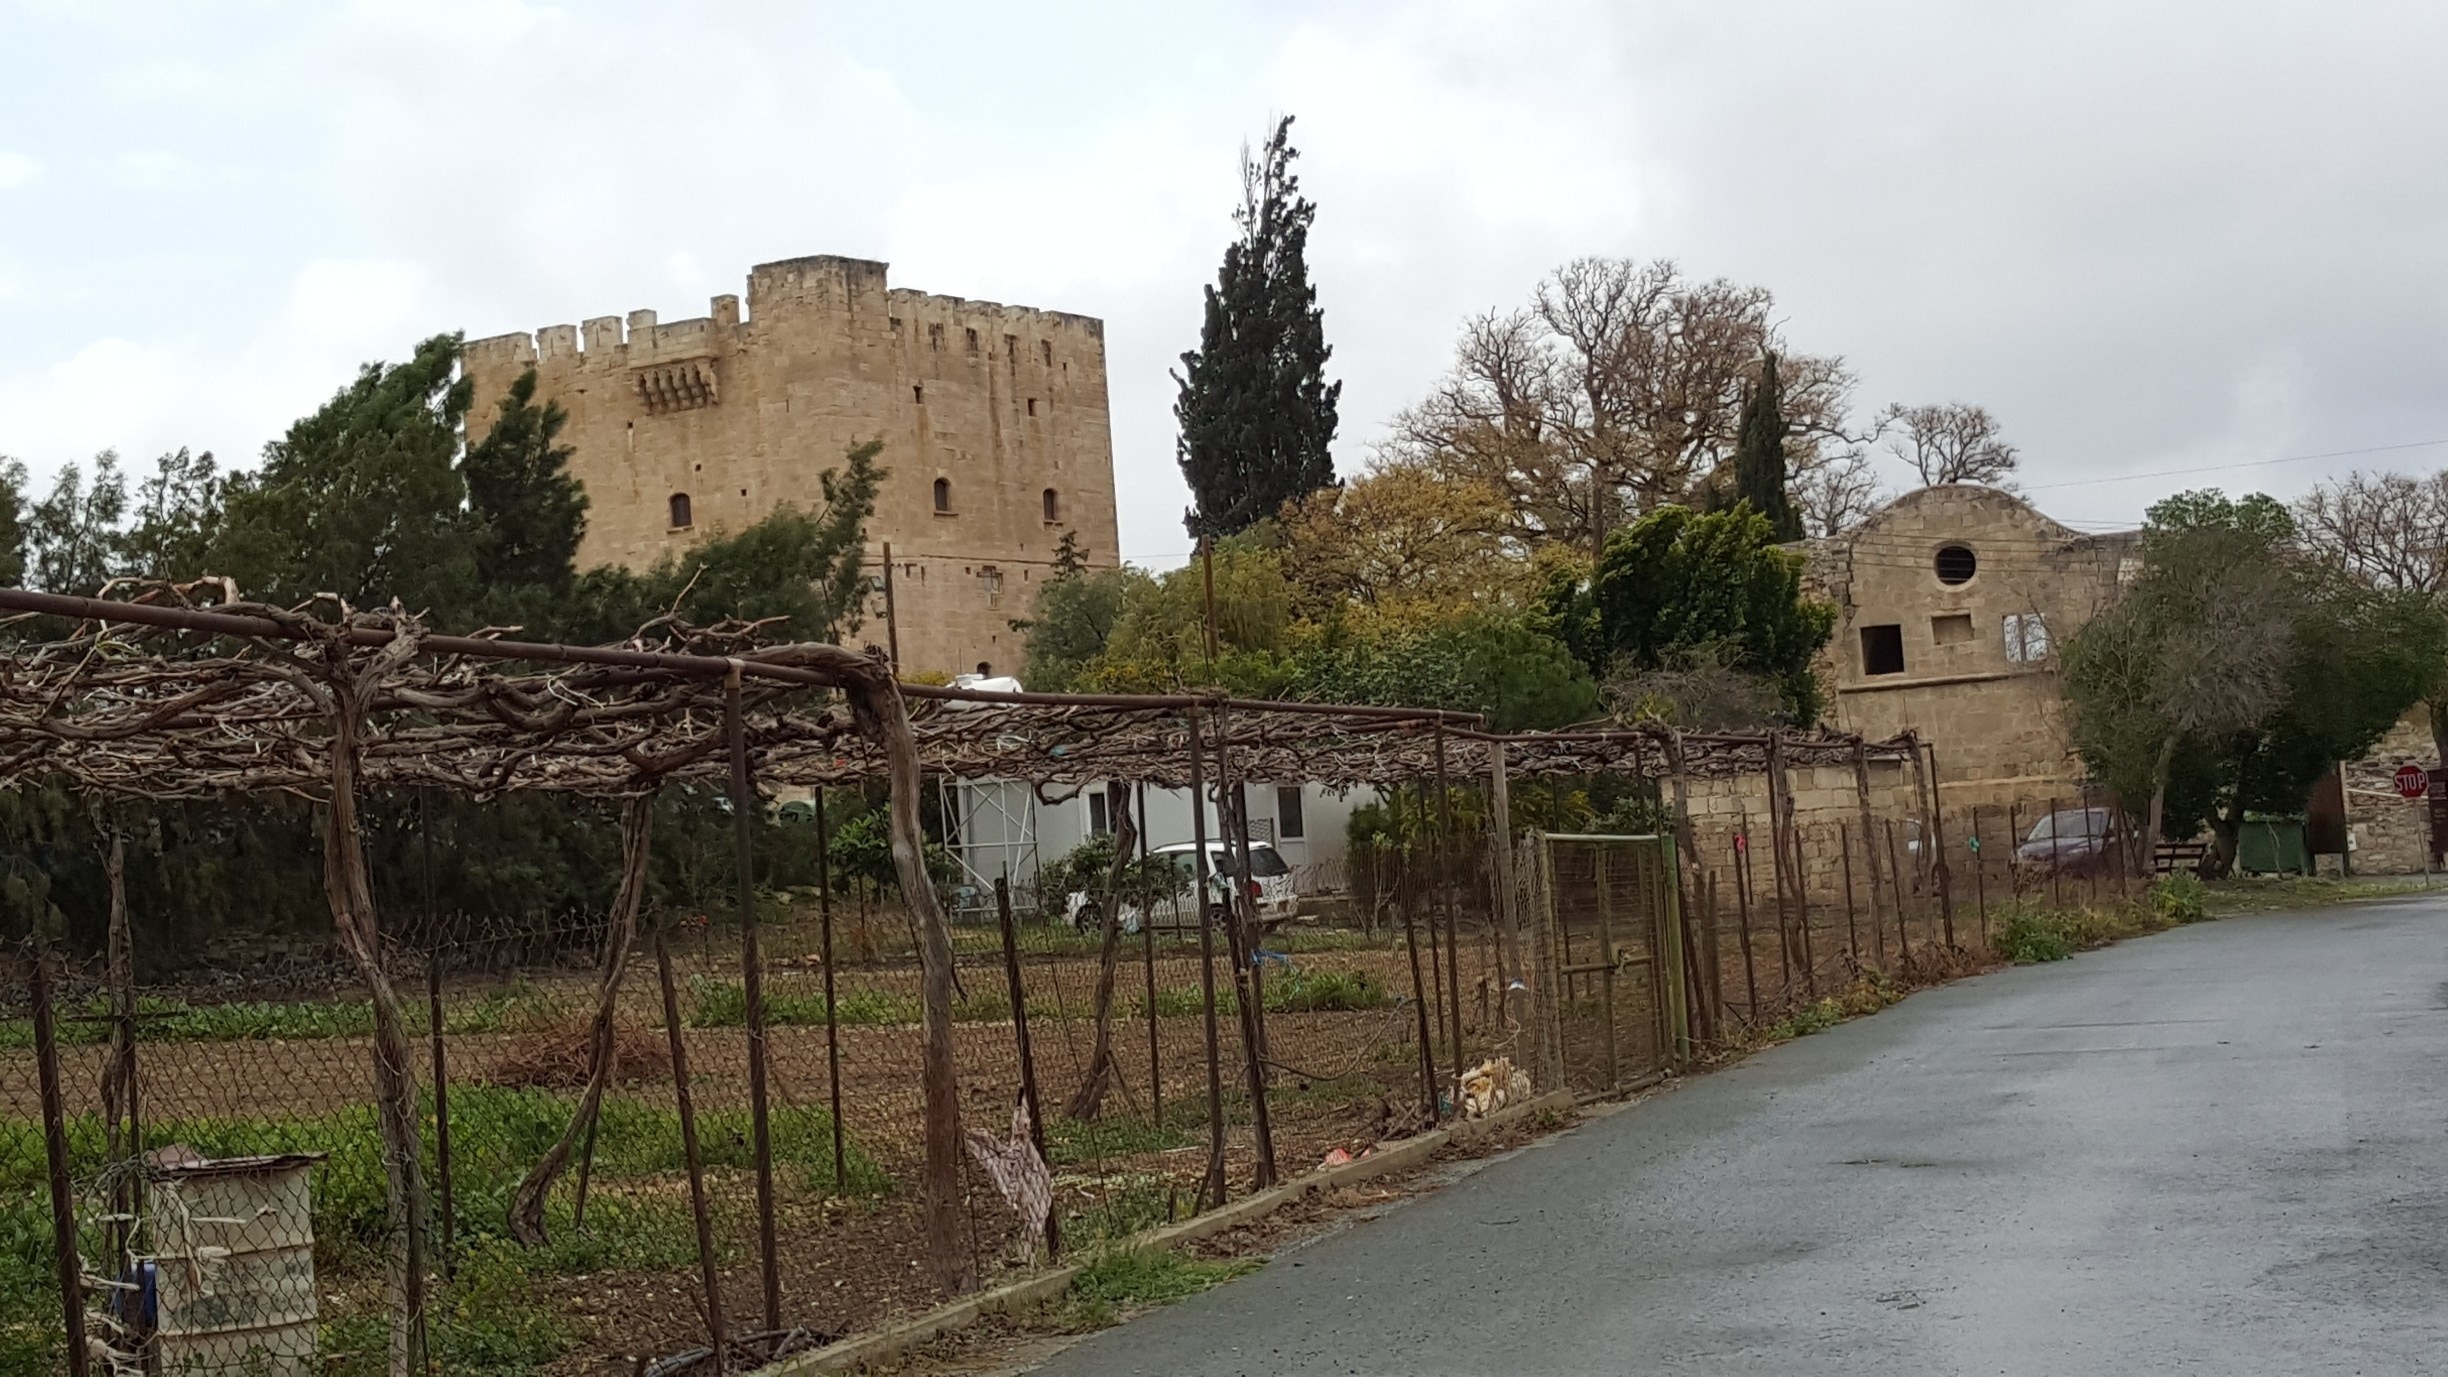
459 253 1120 679
464 257 1105 377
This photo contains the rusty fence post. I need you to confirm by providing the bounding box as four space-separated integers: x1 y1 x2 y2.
28 937 92 1377
424 945 456 1277
2048 795 2066 910
1594 847 1621 1089
1433 722 1467 1097
1732 826 1759 1019
1971 806 1989 949
724 669 783 1333
2009 801 2024 899
1841 826 1860 963
1208 706 1277 1187
1138 782 1162 1129
994 877 1059 1258
654 917 728 1369
1885 819 1913 968
1184 711 1228 1210
1924 742 1957 948
1399 824 1439 1117
814 790 848 1194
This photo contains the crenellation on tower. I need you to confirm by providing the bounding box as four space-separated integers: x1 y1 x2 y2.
460 254 1120 678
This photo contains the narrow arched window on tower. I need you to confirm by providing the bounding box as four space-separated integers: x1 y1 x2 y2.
1042 487 1059 522
933 477 953 514
668 492 692 529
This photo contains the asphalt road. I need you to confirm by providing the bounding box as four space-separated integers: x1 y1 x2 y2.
1029 896 2448 1376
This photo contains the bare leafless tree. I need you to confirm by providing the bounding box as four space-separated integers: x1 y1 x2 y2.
2295 470 2448 594
2296 468 2448 759
1793 451 1885 538
1879 402 2018 487
1388 257 1857 554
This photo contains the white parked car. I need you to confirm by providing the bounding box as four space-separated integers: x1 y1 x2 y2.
1065 840 1297 935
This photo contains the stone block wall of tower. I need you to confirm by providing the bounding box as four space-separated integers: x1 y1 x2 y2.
462 254 1122 677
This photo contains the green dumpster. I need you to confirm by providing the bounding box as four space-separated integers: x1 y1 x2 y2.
2236 819 2311 875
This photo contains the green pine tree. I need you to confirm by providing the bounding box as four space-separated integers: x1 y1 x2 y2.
1732 352 1803 542
1175 115 1341 537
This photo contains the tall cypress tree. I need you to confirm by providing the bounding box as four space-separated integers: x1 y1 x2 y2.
464 368 589 623
1733 351 1803 542
1175 116 1341 537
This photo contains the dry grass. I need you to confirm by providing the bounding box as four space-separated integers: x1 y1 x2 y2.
484 1019 671 1090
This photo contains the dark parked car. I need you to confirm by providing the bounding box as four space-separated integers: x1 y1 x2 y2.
2015 807 2123 874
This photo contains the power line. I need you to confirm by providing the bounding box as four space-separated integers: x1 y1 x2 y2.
2018 437 2448 493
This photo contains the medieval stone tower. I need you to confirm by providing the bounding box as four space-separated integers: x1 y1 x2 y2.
462 254 1122 677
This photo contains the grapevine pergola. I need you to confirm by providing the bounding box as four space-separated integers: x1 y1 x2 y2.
0 585 1922 1377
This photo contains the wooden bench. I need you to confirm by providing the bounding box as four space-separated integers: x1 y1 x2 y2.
2153 840 2211 875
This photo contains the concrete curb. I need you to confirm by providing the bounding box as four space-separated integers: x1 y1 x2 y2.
754 1090 1577 1376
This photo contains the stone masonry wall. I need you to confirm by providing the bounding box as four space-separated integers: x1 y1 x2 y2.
1808 484 2140 815
463 255 1122 678
2346 709 2437 874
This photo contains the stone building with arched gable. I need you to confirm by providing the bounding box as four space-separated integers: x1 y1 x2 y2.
1805 485 2141 809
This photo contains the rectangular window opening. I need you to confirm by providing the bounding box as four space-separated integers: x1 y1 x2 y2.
1931 613 1976 646
1860 624 1906 676
2005 612 2052 664
1275 786 1306 840
912 384 924 404
1088 789 1112 836
1026 397 1038 416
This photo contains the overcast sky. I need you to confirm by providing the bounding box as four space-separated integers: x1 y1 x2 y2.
4 0 2445 565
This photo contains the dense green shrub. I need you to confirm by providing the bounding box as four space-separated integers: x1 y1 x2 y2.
2151 870 2208 925
1995 906 2078 964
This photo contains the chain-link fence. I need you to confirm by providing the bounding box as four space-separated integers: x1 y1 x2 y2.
2 851 1480 1374
5 756 2114 1374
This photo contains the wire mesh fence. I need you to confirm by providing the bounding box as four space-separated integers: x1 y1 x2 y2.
1 858 1472 1374
3 760 2143 1374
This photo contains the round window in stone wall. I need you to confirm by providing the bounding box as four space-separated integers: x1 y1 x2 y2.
1934 544 1978 585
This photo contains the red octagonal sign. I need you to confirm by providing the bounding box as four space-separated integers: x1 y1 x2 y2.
2395 764 2429 800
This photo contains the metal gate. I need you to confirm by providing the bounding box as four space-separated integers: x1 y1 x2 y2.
1531 833 1688 1096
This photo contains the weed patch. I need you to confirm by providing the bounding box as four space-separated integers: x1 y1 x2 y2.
1051 1248 1260 1332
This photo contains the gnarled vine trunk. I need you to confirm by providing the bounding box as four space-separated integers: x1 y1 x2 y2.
1064 782 1138 1122
509 793 656 1245
320 656 429 1377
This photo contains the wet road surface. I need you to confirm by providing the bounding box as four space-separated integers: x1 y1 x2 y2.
1028 897 2448 1376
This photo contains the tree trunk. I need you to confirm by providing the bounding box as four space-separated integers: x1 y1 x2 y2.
2204 750 2246 879
2429 696 2448 770
2142 732 2178 879
322 685 429 1377
509 794 655 1245
1064 783 1138 1122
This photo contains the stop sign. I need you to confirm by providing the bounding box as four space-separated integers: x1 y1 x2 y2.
2396 764 2429 800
